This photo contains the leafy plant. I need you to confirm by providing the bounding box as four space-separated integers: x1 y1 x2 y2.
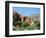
13 14 40 31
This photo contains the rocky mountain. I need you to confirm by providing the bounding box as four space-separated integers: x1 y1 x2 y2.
29 14 40 22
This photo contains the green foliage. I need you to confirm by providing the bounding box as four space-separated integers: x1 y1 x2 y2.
13 15 40 31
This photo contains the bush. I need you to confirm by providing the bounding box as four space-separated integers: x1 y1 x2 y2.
13 15 40 31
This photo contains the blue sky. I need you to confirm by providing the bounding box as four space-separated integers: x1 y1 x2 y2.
13 7 40 16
